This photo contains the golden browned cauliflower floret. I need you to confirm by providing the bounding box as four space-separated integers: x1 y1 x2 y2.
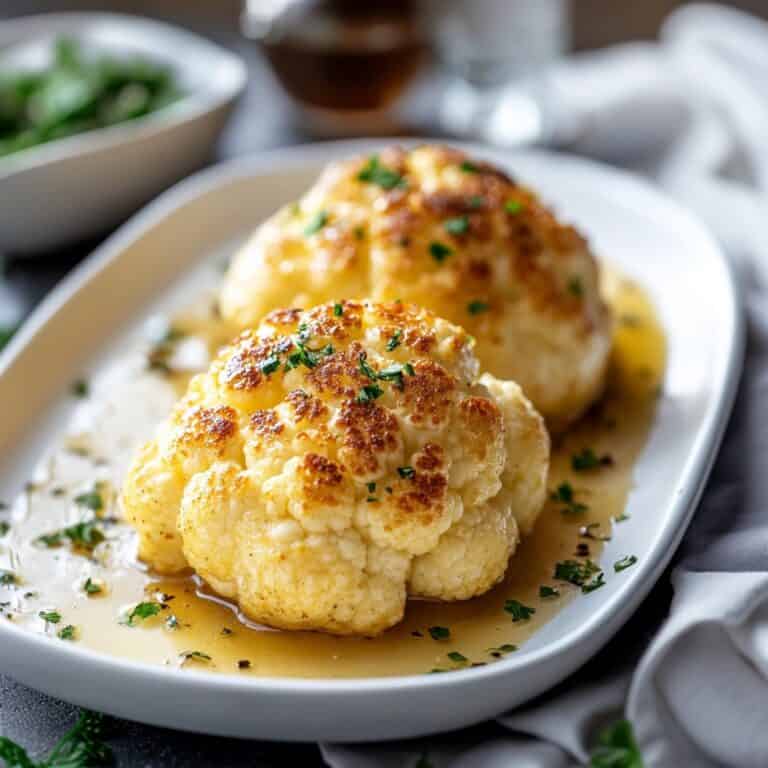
123 300 549 636
220 144 611 430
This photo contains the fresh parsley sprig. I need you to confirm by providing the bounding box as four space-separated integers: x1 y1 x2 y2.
0 710 113 768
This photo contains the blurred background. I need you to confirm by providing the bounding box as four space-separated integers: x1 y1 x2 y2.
1 0 767 333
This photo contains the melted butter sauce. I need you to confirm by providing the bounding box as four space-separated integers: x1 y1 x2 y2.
0 270 665 678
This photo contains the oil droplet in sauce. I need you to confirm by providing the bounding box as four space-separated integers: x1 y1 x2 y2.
0 269 665 678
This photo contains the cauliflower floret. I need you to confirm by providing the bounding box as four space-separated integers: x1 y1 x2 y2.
123 300 549 635
220 144 612 430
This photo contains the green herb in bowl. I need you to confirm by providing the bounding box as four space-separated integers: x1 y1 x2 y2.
0 37 181 158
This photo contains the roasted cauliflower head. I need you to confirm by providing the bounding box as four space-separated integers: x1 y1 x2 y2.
123 300 549 636
220 144 611 430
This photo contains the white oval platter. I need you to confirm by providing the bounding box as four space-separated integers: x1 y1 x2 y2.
0 140 743 741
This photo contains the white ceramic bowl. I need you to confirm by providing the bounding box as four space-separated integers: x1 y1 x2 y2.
0 141 743 741
0 12 246 253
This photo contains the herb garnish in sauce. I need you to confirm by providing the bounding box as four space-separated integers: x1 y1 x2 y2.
572 448 613 471
122 601 162 626
83 578 103 595
614 555 638 573
467 300 490 315
504 599 535 622
550 482 589 515
554 559 606 593
58 624 77 641
71 379 89 398
428 625 450 641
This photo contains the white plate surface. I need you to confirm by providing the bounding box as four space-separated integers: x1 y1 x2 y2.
0 141 743 741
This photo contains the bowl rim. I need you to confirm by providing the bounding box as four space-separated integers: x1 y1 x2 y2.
0 11 247 181
0 138 745 699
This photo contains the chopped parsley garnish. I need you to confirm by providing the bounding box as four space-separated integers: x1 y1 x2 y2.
589 718 643 768
429 241 453 263
568 276 583 297
0 569 16 586
0 709 113 768
614 555 638 573
179 650 212 664
554 559 606 593
378 363 413 389
614 512 630 523
580 523 611 542
504 599 535 622
0 521 9 537
284 339 333 371
467 300 490 316
505 199 523 215
366 482 377 494
238 659 251 669
358 354 378 381
447 651 468 663
487 643 517 658
386 329 402 351
428 625 450 640
397 466 415 480
572 448 613 471
74 488 104 512
333 302 344 317
357 154 406 190
468 195 485 208
539 585 560 598
36 519 105 552
359 354 414 391
71 379 89 398
83 578 102 595
550 482 589 514
303 210 328 236
444 216 469 235
39 610 61 624
58 624 76 641
356 383 384 404
460 160 479 173
123 601 162 626
259 355 280 375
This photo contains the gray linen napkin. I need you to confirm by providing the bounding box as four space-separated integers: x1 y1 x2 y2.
324 5 768 766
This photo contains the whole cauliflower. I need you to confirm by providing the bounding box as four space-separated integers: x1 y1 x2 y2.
220 144 611 431
123 300 549 636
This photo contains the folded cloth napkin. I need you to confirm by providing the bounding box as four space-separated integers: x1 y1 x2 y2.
324 4 768 767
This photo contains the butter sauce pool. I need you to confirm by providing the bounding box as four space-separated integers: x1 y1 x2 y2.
0 268 664 678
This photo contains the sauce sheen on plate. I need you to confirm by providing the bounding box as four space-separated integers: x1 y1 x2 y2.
0 266 664 678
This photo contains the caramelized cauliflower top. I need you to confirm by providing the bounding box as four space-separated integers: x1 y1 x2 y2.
220 144 612 430
123 300 549 635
